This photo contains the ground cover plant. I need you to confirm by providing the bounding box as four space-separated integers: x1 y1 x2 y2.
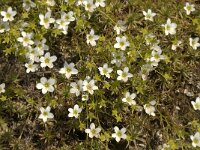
0 0 200 149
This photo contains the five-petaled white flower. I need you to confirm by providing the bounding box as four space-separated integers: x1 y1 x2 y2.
70 80 83 96
114 20 127 35
59 62 78 79
39 106 54 123
114 36 130 50
172 40 182 50
112 126 127 142
68 104 82 118
39 11 55 29
98 63 113 78
144 100 156 116
122 92 136 105
36 77 56 94
111 51 126 67
117 67 133 82
95 0 106 7
150 50 165 63
190 132 200 148
86 29 99 46
1 7 17 22
191 97 200 110
23 0 36 11
143 9 156 21
56 18 69 34
17 32 34 47
0 83 5 94
25 61 38 73
83 79 98 95
62 11 75 23
85 123 101 138
26 47 40 62
40 52 57 68
35 38 49 55
162 18 177 35
83 0 96 12
184 2 195 15
189 37 200 50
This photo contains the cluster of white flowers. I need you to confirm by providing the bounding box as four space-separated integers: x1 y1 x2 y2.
1 1 200 147
84 124 127 143
55 11 75 34
144 33 165 76
77 0 105 12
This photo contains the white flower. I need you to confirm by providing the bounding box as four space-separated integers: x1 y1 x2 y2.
122 92 136 105
39 11 55 29
38 106 54 123
83 0 96 12
59 62 78 79
95 0 105 7
150 42 162 53
111 51 126 67
0 83 5 94
98 63 113 78
26 47 40 62
150 50 165 63
117 67 133 82
36 77 56 94
35 38 49 55
68 104 82 118
82 94 89 101
184 2 195 15
86 29 99 46
114 20 127 35
114 36 130 50
144 100 156 116
25 61 38 73
23 0 36 11
190 132 200 147
46 0 55 6
61 11 75 23
0 21 10 33
189 37 200 50
112 126 127 142
83 79 98 95
143 9 156 21
85 123 101 138
40 52 57 68
162 18 177 35
70 80 83 96
17 32 34 47
172 40 182 50
191 97 200 110
1 7 17 22
56 18 69 34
